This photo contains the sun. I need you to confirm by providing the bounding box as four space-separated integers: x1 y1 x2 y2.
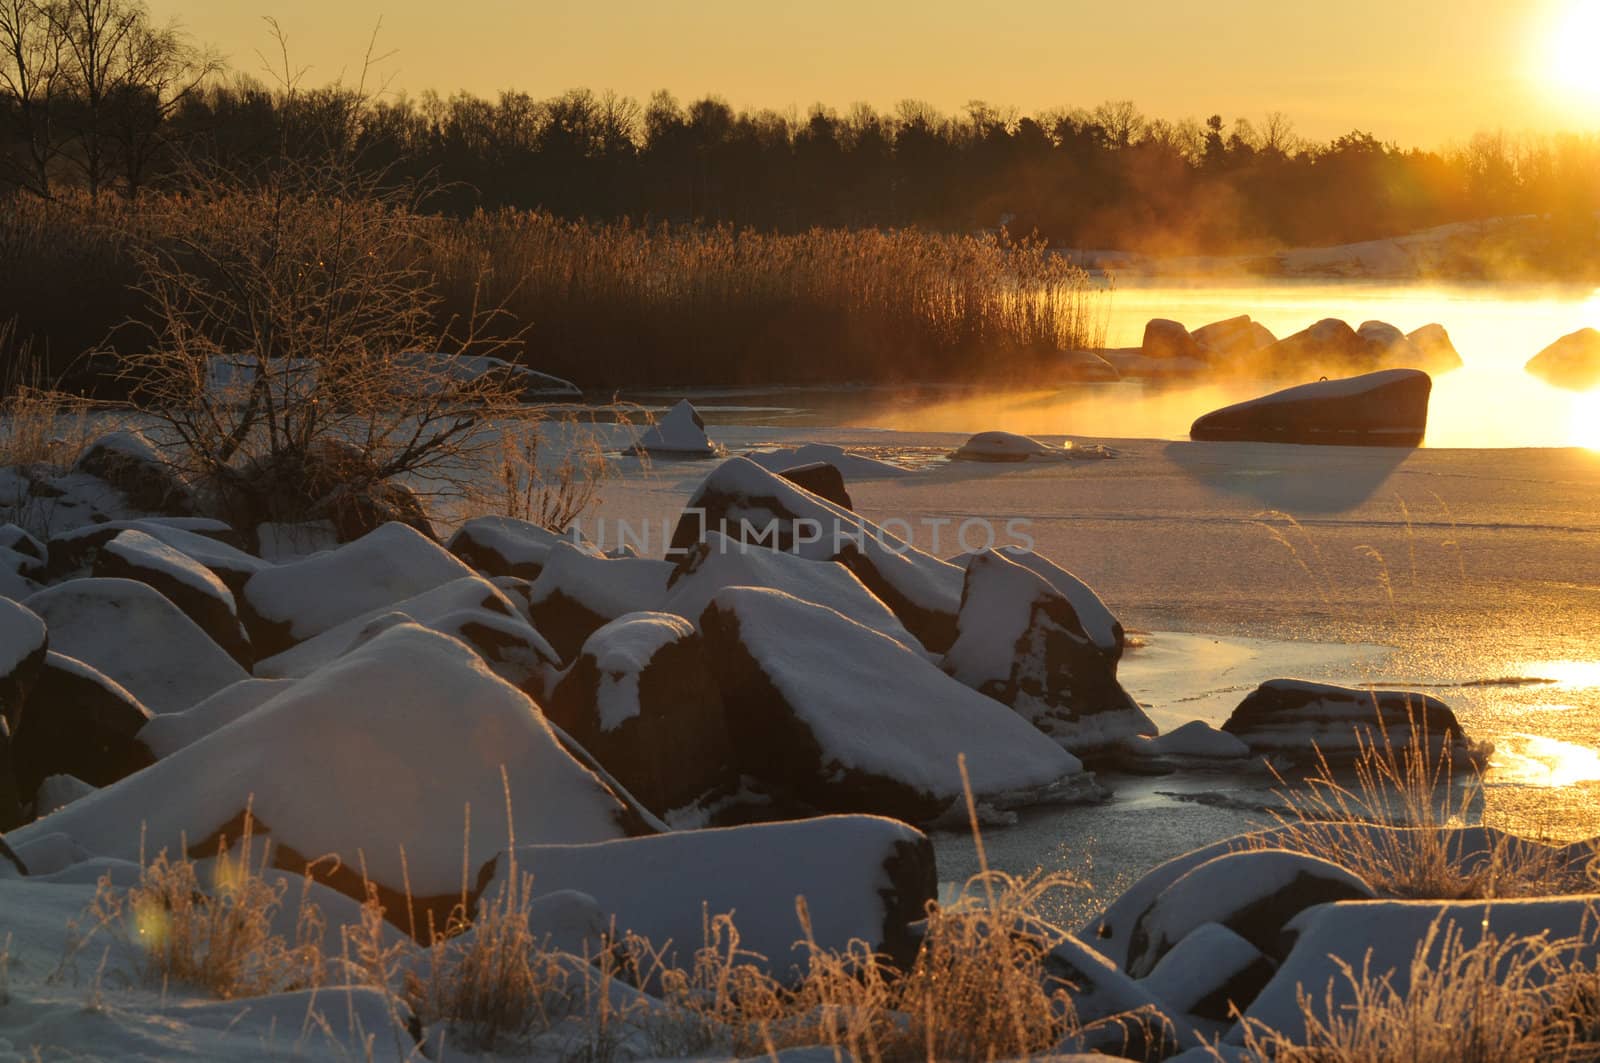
1548 1 1600 106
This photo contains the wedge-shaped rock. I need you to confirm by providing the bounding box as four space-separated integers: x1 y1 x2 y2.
1527 326 1600 390
94 529 252 667
1221 677 1482 763
446 516 597 580
548 612 734 815
240 522 476 655
624 398 719 457
10 623 653 927
10 652 153 798
949 545 1123 664
479 815 934 977
943 550 1153 755
700 587 1098 823
672 457 965 653
23 578 247 715
528 543 672 662
1190 368 1431 447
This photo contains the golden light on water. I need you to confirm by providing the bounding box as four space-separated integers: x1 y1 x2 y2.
1493 734 1600 787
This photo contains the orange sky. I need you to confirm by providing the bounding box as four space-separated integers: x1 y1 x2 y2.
150 0 1598 147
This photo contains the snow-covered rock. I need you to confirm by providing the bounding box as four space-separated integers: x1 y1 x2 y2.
527 542 672 661
480 814 935 977
10 623 653 927
1231 897 1600 1046
949 545 1123 663
93 529 252 666
35 772 96 816
1122 847 1376 979
951 430 1066 462
672 457 967 653
9 651 153 799
445 515 596 580
1123 720 1252 764
72 428 193 515
137 677 295 757
43 516 242 577
744 442 914 480
625 399 721 457
1221 677 1482 763
252 576 524 679
664 531 924 655
0 522 46 564
1045 935 1199 1057
700 586 1099 823
942 550 1153 755
1189 368 1431 447
239 521 476 656
777 460 853 509
547 612 734 815
1527 327 1600 390
22 578 247 715
1140 921 1274 1023
1142 318 1202 360
117 519 268 592
0 594 48 728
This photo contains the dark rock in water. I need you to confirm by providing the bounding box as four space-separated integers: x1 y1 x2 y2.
93 530 253 668
1189 368 1431 447
1406 323 1464 372
1123 847 1375 979
1192 315 1274 358
941 550 1153 756
1527 327 1600 391
1221 677 1482 763
0 596 48 732
527 544 672 663
10 651 154 800
446 516 586 581
1142 318 1202 360
1139 921 1277 1023
777 461 853 510
547 612 735 815
73 430 194 516
1259 317 1371 371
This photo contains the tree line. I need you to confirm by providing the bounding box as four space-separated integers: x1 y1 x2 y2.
4 0 1599 254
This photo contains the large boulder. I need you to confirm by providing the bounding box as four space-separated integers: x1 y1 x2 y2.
93 530 252 667
1138 921 1276 1023
1192 315 1275 359
1122 847 1376 979
72 430 193 515
1044 936 1197 1058
777 461 853 510
445 516 594 580
699 586 1099 823
1141 318 1202 360
625 399 719 457
664 531 923 655
9 623 654 931
671 457 965 653
22 579 248 715
1527 327 1600 390
0 524 46 566
1405 323 1463 372
239 521 476 657
951 431 1064 462
1258 318 1371 372
42 517 242 579
547 612 735 816
948 545 1123 664
1189 368 1431 447
0 596 48 731
527 543 672 663
942 550 1153 756
478 816 935 977
1221 677 1483 764
9 651 154 800
137 677 295 758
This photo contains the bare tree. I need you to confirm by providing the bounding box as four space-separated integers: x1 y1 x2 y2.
0 0 67 196
104 13 219 198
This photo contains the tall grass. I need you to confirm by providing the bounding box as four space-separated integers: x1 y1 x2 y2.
0 191 1109 391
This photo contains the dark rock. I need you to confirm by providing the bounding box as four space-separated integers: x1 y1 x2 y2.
315 479 437 544
1406 323 1464 372
0 524 46 565
10 651 154 801
777 461 853 510
93 530 253 668
1139 921 1276 1023
1259 317 1371 371
547 612 735 815
446 516 586 581
1221 677 1483 764
1141 318 1202 360
73 430 193 515
527 543 672 663
1527 327 1600 390
1189 368 1431 447
0 596 48 732
1192 315 1273 358
942 550 1153 756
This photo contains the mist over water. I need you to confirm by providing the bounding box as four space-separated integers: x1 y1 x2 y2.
850 279 1600 449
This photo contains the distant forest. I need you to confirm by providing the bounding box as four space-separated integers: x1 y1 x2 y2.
3 2 1600 255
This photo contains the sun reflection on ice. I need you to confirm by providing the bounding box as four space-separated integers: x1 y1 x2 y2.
1492 733 1600 788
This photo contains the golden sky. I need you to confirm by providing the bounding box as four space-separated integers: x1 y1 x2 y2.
151 0 1598 146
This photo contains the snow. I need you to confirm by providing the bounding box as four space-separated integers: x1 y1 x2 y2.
241 522 476 646
1139 921 1265 1017
136 678 296 757
252 576 519 679
743 442 914 479
529 541 672 620
445 515 597 577
73 428 164 468
9 623 644 900
205 354 318 405
0 594 46 678
951 430 1064 461
1126 720 1251 759
22 578 248 714
35 773 96 815
104 529 237 610
663 531 925 655
0 559 38 599
1231 897 1600 1045
626 398 720 456
705 586 1096 814
1209 367 1427 409
482 814 929 976
119 520 271 582
582 612 697 731
941 550 1041 691
950 546 1122 659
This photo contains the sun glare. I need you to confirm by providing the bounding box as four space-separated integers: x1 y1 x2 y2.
1549 1 1600 106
